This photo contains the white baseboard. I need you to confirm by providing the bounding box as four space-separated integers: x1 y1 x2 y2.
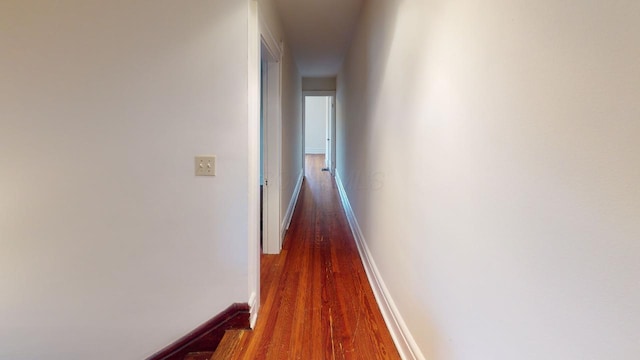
281 169 304 241
334 170 425 360
248 291 258 328
304 148 326 154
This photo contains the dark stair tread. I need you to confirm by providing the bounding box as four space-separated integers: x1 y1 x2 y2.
183 351 214 360
211 330 247 360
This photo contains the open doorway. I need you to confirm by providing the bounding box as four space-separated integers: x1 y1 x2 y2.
259 56 267 250
260 35 283 255
303 93 336 175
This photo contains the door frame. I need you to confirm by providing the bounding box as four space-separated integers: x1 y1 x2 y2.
260 9 283 256
248 0 283 327
248 0 260 327
302 91 336 176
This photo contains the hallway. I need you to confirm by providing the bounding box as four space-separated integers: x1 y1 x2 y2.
235 155 400 359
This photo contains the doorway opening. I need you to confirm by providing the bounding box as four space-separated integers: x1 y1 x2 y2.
303 93 336 176
260 35 283 255
259 56 266 250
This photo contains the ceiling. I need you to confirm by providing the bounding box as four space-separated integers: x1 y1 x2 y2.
274 0 365 77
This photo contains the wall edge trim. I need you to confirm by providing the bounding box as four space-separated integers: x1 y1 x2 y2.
249 291 258 328
282 169 304 241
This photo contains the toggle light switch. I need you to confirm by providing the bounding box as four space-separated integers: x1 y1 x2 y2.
195 156 216 176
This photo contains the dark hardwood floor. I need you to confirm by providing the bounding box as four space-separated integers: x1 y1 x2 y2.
232 154 400 359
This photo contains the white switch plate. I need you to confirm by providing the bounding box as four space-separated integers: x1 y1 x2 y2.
195 156 216 176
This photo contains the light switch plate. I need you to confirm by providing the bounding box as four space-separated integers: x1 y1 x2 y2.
195 156 216 176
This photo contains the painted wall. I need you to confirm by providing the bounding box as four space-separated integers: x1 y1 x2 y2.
305 97 328 154
302 77 337 91
337 0 640 359
281 50 303 220
0 1 250 359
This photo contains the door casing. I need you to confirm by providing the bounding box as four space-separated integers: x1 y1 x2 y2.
260 12 283 256
302 91 336 176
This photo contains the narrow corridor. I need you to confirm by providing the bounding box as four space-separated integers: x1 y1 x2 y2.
233 155 400 359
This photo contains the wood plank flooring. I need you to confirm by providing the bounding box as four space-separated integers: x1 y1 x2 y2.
232 155 400 359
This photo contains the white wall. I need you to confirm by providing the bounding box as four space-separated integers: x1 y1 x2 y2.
305 97 328 154
337 0 640 359
0 1 250 359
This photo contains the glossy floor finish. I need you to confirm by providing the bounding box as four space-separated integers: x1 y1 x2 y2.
233 155 400 359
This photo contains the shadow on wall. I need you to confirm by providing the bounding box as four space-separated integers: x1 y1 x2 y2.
338 0 446 192
337 0 450 358
338 0 443 231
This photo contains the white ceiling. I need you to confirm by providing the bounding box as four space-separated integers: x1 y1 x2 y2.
274 0 364 77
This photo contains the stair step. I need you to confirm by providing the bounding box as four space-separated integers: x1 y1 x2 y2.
211 330 247 360
183 352 214 360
